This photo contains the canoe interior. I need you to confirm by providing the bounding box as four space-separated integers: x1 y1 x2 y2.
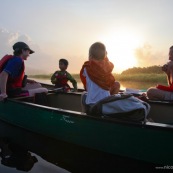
47 93 83 112
148 101 173 124
15 92 83 112
14 91 173 125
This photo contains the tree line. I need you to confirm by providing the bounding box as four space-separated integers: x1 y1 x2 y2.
121 65 164 75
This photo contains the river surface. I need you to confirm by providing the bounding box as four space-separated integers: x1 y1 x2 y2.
0 121 71 173
30 78 162 91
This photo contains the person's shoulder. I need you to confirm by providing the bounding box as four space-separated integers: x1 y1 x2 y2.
167 61 173 69
65 71 70 74
169 61 173 65
65 71 72 76
52 70 59 74
9 56 23 64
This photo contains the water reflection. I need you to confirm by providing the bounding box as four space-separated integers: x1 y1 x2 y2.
120 81 163 90
30 78 166 90
0 140 37 172
0 121 71 173
0 120 158 173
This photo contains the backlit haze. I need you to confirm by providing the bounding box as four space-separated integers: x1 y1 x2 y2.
1 0 173 74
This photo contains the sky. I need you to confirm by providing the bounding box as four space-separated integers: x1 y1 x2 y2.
0 0 173 74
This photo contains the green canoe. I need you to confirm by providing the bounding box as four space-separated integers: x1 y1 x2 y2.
0 85 173 165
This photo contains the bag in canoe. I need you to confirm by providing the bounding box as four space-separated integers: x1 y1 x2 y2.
88 94 150 122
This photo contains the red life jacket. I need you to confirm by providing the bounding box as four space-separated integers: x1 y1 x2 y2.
55 72 70 92
0 55 25 89
157 84 173 92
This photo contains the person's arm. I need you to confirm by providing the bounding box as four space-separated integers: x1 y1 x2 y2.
166 61 173 86
0 71 8 101
51 72 57 84
27 78 37 84
67 73 77 91
168 62 173 86
167 74 171 86
162 63 171 85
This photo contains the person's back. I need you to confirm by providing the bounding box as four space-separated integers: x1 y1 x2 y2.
80 42 120 106
83 67 110 104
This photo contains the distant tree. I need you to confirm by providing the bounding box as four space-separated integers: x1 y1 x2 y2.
121 65 163 75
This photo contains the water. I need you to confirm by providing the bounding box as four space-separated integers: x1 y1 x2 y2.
0 120 71 173
31 78 160 90
0 154 70 173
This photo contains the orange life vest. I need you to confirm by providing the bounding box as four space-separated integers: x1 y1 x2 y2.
80 57 115 90
0 55 25 89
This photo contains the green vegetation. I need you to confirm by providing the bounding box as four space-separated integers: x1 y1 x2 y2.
121 65 163 75
29 66 167 83
29 74 81 81
29 73 167 83
114 73 167 83
29 74 52 79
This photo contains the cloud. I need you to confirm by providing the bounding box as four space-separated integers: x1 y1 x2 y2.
0 28 55 75
134 44 168 67
0 28 32 58
0 28 86 75
0 28 18 55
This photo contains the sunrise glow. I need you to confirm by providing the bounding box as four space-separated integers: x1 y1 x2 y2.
100 30 143 73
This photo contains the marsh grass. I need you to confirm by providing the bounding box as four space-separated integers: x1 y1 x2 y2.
29 74 52 79
114 73 167 83
29 73 167 83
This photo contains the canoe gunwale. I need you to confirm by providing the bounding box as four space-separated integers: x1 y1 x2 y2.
4 97 173 132
148 99 173 105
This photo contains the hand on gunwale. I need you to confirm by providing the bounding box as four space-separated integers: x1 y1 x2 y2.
0 93 8 101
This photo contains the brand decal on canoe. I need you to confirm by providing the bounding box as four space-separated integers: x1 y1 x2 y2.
60 115 74 124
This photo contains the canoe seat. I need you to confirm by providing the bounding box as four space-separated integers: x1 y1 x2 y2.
46 93 82 112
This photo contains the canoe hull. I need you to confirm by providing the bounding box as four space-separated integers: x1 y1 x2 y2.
0 98 173 165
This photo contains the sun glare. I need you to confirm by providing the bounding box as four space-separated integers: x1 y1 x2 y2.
100 30 143 73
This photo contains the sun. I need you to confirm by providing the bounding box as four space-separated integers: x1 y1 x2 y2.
100 30 143 73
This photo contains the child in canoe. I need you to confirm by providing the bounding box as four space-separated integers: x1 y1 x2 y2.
80 42 120 110
51 59 78 92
